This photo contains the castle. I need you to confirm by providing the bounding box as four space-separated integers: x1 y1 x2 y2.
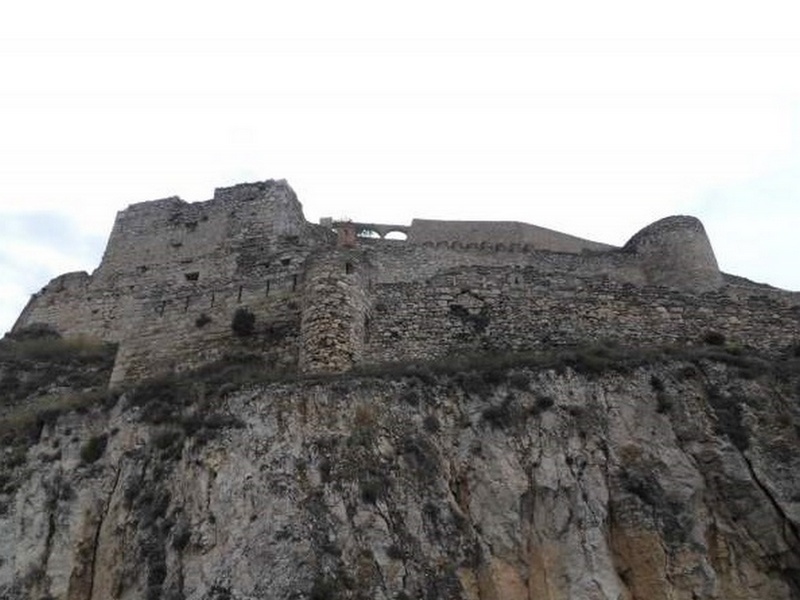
12 179 800 385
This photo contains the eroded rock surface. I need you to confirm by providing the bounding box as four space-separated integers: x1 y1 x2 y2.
1 349 799 599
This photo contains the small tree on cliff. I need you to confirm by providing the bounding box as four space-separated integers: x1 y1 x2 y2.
231 307 256 337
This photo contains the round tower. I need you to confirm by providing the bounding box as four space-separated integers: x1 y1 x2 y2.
623 215 723 292
299 249 372 373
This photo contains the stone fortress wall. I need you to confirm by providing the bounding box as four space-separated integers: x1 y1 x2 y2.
12 179 800 384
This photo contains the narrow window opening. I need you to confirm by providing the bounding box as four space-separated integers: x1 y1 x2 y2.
185 272 199 282
345 262 354 274
210 292 215 308
292 274 298 291
159 301 166 316
184 297 190 312
237 286 243 302
265 280 271 296
281 258 291 266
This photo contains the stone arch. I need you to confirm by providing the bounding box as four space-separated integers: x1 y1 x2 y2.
384 230 407 240
357 228 381 239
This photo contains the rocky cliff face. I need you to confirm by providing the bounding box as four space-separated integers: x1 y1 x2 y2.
1 338 799 599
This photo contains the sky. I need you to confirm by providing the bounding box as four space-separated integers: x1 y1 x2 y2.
2 1 800 334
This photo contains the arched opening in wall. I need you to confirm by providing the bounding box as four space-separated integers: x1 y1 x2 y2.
357 229 381 240
385 231 407 241
345 262 354 274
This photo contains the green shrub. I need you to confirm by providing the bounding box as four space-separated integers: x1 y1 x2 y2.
310 576 342 600
532 395 555 415
482 397 517 429
360 473 390 504
655 392 673 414
649 375 665 392
0 336 114 363
5 323 61 341
706 386 749 451
80 434 108 463
231 308 255 337
457 371 490 398
0 391 110 446
422 414 440 433
702 331 726 346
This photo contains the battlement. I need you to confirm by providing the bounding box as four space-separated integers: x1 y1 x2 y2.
13 179 800 384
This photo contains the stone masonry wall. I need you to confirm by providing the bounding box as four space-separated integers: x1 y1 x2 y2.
363 265 800 366
108 271 305 384
407 218 615 253
12 178 800 384
299 248 374 373
16 180 334 384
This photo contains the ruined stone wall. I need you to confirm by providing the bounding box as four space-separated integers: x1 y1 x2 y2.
363 266 800 366
299 249 374 373
12 178 798 383
15 180 334 383
622 216 723 292
364 240 647 286
13 272 126 342
108 271 305 384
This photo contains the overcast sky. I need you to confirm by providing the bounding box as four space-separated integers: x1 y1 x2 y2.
2 1 800 334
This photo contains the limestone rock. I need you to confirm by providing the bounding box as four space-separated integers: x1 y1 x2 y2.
1 348 798 599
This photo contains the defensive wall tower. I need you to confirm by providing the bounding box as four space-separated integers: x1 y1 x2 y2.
299 245 374 373
622 216 723 292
